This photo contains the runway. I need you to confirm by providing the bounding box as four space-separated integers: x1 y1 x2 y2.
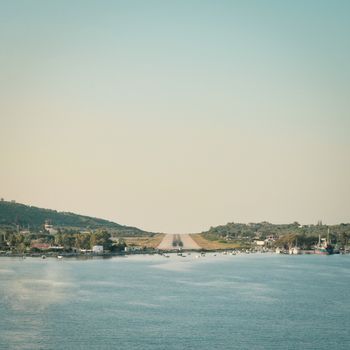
157 234 201 250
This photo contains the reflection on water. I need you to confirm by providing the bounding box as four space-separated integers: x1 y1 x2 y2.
2 261 75 312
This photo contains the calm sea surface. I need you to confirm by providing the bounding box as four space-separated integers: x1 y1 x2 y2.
0 253 349 350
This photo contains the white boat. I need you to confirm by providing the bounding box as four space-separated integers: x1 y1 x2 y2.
57 255 63 259
292 247 300 255
289 238 301 255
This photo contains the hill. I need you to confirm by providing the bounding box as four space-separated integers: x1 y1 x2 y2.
0 200 151 236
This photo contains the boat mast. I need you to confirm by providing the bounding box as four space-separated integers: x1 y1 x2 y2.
327 228 330 244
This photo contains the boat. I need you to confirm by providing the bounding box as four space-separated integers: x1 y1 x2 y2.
289 240 301 255
41 255 46 259
289 247 301 255
315 231 334 255
57 255 63 259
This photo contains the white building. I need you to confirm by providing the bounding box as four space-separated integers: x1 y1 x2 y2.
92 245 104 254
44 222 57 235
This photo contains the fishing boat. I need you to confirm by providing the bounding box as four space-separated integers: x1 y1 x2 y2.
315 230 334 255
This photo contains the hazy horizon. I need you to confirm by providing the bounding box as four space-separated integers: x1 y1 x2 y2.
1 1 349 233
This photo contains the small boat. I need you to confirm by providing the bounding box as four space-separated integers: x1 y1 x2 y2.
294 246 300 254
289 247 301 255
289 245 301 255
315 230 334 255
57 255 63 259
288 238 301 255
41 255 46 259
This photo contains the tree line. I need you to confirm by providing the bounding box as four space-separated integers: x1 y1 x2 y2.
202 221 350 249
0 230 126 253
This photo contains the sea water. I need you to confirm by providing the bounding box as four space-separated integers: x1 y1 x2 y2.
0 254 349 349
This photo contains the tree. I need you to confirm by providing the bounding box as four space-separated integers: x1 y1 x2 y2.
339 232 350 248
91 230 112 250
76 233 92 249
111 238 126 252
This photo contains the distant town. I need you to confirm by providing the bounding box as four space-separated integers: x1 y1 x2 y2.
0 199 349 257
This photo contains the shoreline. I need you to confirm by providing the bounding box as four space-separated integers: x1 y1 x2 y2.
1 248 348 259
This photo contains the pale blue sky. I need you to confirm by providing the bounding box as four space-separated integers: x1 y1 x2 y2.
1 1 349 232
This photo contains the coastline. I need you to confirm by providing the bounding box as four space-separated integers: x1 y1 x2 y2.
1 248 348 259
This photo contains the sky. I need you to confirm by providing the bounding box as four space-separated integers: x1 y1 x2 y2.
0 0 349 233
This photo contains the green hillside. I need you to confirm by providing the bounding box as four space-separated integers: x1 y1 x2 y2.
0 200 150 235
